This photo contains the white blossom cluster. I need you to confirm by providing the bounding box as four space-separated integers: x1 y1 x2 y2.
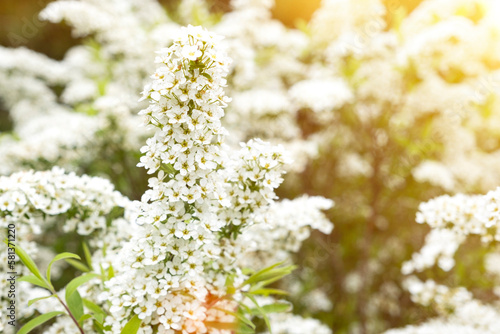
0 0 176 175
415 189 500 241
265 313 332 334
289 78 353 115
403 188 500 276
0 45 132 175
0 167 128 332
403 277 472 310
214 0 324 173
301 0 500 194
393 185 500 333
396 0 500 192
238 196 334 268
0 46 90 174
100 25 320 334
3 0 500 190
0 8 338 329
385 295 500 334
402 229 464 274
385 321 496 334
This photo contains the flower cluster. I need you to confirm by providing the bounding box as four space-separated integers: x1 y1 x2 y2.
394 185 500 333
101 25 301 334
266 313 333 334
0 167 128 333
238 195 334 268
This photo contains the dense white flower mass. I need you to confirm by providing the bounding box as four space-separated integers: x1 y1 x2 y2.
402 188 500 279
392 185 500 333
0 0 179 176
0 168 128 333
385 321 494 334
265 313 333 334
289 78 353 114
238 196 334 267
96 25 334 334
102 25 237 333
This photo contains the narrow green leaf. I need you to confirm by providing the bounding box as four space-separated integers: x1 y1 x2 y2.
18 275 49 290
65 273 100 302
121 314 142 334
28 294 55 307
238 326 256 334
47 252 80 283
249 288 288 296
10 241 44 281
78 313 93 326
83 298 106 324
252 302 292 315
66 258 90 272
17 311 64 334
241 268 253 276
107 265 115 280
239 302 253 315
251 269 296 288
245 294 272 334
243 261 284 282
67 290 84 321
94 320 109 334
82 242 94 270
242 263 296 287
94 319 106 334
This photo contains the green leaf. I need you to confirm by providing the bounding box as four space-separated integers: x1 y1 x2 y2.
237 326 256 334
9 241 44 281
67 290 84 321
242 262 296 287
107 265 115 280
245 294 272 334
83 242 94 270
121 314 142 334
47 252 81 283
239 302 253 315
65 273 100 302
28 294 55 307
253 302 292 315
243 262 283 284
249 288 288 296
93 319 106 334
66 258 90 272
83 298 106 324
17 311 64 334
18 275 49 290
78 313 93 326
94 321 111 334
250 272 294 289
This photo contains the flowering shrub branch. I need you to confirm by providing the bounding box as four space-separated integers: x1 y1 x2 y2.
4 24 334 334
